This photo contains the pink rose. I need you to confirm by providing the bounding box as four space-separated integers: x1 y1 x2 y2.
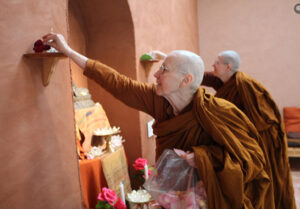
133 158 148 171
97 192 104 201
114 197 127 209
97 187 117 206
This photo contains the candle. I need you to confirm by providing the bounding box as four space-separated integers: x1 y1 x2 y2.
145 164 149 180
120 182 125 204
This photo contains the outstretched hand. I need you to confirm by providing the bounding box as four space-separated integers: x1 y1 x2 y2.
42 32 88 69
42 33 72 56
149 50 167 60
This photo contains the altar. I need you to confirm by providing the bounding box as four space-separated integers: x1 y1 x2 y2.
79 146 131 209
75 102 131 209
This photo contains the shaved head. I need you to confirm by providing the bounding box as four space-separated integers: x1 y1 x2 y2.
219 50 241 73
166 50 205 92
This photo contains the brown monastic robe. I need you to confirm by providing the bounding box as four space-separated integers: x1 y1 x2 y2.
84 60 272 209
204 71 296 209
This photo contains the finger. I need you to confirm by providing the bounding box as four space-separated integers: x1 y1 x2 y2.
42 36 55 43
46 41 55 48
42 33 54 39
186 153 194 160
42 34 57 43
42 36 53 44
179 155 187 160
173 148 186 156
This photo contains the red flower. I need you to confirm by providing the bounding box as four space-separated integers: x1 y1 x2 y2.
34 40 43 47
33 39 51 53
97 187 117 206
114 197 126 209
44 44 51 50
133 158 148 171
33 45 44 52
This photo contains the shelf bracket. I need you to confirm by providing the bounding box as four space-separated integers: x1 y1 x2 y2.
42 57 59 86
140 59 159 78
23 52 67 87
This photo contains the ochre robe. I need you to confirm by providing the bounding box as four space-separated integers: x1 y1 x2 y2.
203 71 296 209
84 60 272 209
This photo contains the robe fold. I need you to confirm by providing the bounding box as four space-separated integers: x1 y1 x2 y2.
84 60 272 209
153 88 271 209
204 71 295 209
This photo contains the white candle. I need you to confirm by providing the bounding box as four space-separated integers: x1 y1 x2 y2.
120 182 125 204
145 164 149 180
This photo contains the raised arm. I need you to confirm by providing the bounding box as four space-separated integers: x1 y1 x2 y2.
149 50 167 60
83 59 161 116
42 33 163 117
42 33 88 69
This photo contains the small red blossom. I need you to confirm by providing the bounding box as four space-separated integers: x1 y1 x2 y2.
33 39 51 53
44 44 51 50
34 40 43 47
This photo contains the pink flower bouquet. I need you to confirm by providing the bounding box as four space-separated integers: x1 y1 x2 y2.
96 187 126 209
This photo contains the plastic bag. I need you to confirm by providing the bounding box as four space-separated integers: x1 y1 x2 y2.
143 149 207 209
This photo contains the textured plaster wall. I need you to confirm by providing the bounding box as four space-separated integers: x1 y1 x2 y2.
128 0 199 165
0 1 82 209
198 0 300 113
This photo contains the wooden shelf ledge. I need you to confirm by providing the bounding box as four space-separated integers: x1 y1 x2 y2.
24 52 67 58
24 52 67 86
140 59 159 63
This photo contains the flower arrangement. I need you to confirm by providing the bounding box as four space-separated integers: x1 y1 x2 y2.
96 187 126 209
133 158 153 181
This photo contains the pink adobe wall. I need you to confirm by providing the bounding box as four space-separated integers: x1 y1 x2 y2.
128 0 199 165
0 1 82 209
197 0 300 113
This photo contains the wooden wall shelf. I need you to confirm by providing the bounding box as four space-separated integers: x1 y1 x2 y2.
140 59 159 63
24 52 67 86
140 59 160 78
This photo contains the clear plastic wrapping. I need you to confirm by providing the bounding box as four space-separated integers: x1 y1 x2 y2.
144 149 207 209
